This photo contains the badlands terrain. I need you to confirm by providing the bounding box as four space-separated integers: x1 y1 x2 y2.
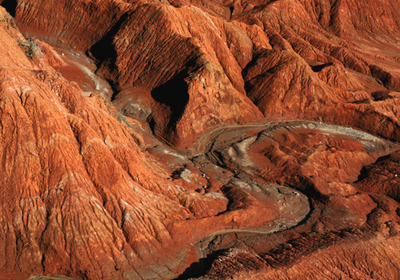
1 0 400 279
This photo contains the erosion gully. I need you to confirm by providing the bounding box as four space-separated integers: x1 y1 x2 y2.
52 48 400 279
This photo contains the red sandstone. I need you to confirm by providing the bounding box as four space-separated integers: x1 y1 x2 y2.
0 0 400 279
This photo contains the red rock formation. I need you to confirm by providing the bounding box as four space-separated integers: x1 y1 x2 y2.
1 0 400 279
356 151 400 201
0 7 307 279
6 0 400 147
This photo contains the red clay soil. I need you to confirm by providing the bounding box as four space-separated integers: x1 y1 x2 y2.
0 0 400 279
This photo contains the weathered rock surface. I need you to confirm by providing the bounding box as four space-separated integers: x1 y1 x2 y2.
1 0 400 279
5 0 400 147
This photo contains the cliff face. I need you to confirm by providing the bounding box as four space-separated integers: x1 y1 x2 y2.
0 0 400 279
7 0 400 148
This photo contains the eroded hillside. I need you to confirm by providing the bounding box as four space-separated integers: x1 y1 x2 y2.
0 0 400 279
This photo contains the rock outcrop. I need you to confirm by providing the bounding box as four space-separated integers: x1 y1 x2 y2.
1 0 400 279
5 0 400 147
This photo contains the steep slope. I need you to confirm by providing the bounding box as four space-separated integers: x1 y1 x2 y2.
1 0 400 280
0 6 262 279
5 0 400 147
0 7 307 279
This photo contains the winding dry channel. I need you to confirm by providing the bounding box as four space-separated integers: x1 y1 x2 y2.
188 120 400 261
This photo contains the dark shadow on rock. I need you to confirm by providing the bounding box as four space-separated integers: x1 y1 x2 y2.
175 250 226 280
150 72 189 143
371 90 392 101
89 11 130 66
356 154 392 182
1 0 17 17
311 62 333 72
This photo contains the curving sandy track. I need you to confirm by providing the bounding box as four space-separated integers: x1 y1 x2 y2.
188 120 400 262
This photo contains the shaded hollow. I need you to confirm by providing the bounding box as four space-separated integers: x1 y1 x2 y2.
175 249 226 280
1 0 17 17
150 72 189 144
89 11 131 66
311 62 333 72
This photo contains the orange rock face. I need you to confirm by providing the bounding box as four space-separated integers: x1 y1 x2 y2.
1 0 400 279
